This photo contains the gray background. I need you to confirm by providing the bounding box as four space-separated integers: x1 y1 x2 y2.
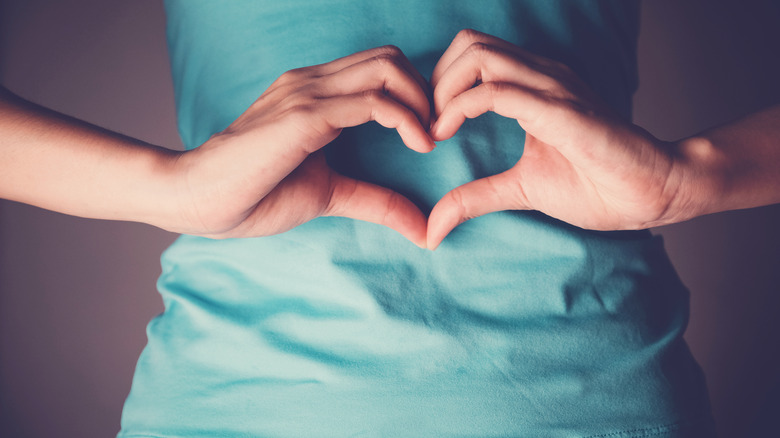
1 1 778 436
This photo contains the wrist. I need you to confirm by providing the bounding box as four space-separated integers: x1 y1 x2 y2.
121 145 187 233
662 135 729 225
164 147 214 235
164 141 254 237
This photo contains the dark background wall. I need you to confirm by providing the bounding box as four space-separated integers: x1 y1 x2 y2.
1 1 778 436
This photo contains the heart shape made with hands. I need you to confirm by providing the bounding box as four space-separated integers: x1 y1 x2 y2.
202 29 656 247
354 30 581 250
332 29 668 250
319 31 538 250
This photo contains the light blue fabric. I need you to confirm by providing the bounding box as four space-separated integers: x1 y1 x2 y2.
119 1 715 436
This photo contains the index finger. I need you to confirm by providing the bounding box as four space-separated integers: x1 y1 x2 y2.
432 43 561 116
431 29 554 90
315 45 431 102
318 54 432 127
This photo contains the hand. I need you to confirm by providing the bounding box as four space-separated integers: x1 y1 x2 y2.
173 46 435 247
426 29 685 249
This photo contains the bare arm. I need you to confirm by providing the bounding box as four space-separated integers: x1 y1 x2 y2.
0 45 434 247
0 86 180 229
426 29 780 248
671 106 780 224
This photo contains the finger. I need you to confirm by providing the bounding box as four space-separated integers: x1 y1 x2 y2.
315 91 436 153
431 81 582 148
432 80 622 170
431 29 555 91
432 42 560 116
313 45 431 102
325 173 428 248
319 54 431 127
427 170 529 250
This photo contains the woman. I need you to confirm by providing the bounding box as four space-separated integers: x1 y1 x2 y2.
119 1 716 435
5 0 778 436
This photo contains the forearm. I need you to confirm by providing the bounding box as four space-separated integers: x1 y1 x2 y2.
0 86 183 230
0 45 434 244
669 105 780 224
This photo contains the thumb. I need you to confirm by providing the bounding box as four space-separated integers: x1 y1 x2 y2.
427 170 530 250
324 173 428 248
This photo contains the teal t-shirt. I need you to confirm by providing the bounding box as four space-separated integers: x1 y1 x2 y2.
119 1 715 436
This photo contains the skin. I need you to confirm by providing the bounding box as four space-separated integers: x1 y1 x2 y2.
1 30 778 251
0 46 433 247
426 29 780 249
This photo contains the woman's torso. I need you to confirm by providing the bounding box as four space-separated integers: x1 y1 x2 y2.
119 1 714 436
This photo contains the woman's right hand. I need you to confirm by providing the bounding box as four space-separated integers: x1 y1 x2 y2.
173 45 434 247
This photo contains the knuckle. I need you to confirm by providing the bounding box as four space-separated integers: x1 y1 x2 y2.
452 188 465 207
447 187 467 212
325 176 354 217
370 59 409 91
557 97 586 116
482 81 504 97
455 28 483 45
276 67 307 85
509 173 530 208
465 41 492 57
360 88 385 103
373 44 404 59
370 53 401 72
381 191 402 224
538 75 563 93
